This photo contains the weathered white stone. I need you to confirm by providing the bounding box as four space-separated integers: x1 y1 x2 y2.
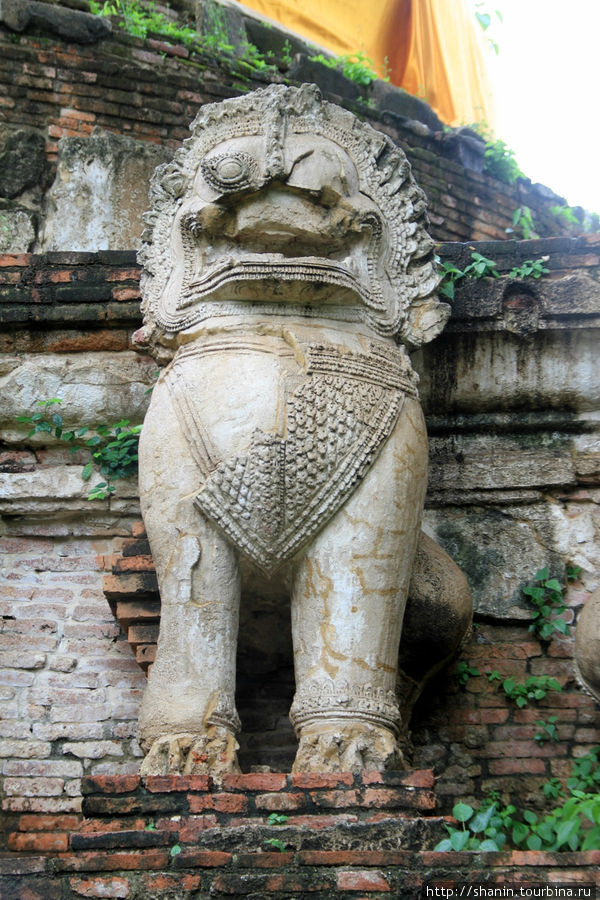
1 352 156 441
0 200 36 252
136 85 463 775
416 330 600 415
37 129 172 251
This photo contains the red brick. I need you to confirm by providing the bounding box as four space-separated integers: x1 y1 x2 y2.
105 268 141 281
254 792 306 812
173 849 231 867
55 849 171 872
80 818 147 834
229 851 295 868
309 789 359 809
112 555 155 574
81 775 140 796
141 873 201 891
9 831 68 852
112 288 141 301
45 331 130 352
0 254 30 266
178 815 219 841
488 758 547 775
143 774 210 793
220 772 287 791
59 107 96 122
69 876 130 898
290 772 354 789
18 813 81 831
362 787 436 811
131 522 147 538
337 869 391 891
361 769 435 788
188 792 248 814
474 741 569 758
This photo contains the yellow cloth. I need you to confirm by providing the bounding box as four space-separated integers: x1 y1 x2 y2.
239 0 496 128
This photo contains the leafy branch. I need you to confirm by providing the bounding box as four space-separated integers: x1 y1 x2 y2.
435 748 600 852
437 250 499 300
486 671 562 708
16 398 141 501
523 567 573 642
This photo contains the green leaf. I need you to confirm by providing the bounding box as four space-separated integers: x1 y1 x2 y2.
544 578 562 592
169 843 182 857
512 822 530 844
526 833 542 850
534 567 549 581
470 804 496 833
433 838 453 851
523 809 538 825
581 826 600 851
452 802 474 823
81 462 93 481
478 838 501 850
555 817 580 849
450 829 470 851
537 821 555 843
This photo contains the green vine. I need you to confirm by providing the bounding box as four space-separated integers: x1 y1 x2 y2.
437 250 499 300
436 749 600 852
523 566 577 642
454 660 480 688
486 671 562 708
509 257 549 279
507 205 538 240
16 398 141 501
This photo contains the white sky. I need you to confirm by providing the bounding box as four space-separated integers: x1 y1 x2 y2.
480 0 600 213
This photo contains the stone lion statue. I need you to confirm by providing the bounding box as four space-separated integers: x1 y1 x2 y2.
135 84 471 775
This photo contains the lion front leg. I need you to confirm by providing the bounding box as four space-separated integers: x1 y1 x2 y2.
290 397 429 773
137 376 242 777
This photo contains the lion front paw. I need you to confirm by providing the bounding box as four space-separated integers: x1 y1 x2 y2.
292 720 404 773
140 728 241 777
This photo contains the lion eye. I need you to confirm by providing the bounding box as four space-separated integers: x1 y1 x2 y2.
200 152 258 192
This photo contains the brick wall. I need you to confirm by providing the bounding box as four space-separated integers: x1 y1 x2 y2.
2 772 599 898
1 239 599 846
0 11 584 246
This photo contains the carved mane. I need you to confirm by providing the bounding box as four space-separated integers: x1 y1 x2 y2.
138 83 448 349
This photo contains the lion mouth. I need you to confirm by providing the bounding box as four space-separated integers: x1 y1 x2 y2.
177 197 386 312
179 253 384 310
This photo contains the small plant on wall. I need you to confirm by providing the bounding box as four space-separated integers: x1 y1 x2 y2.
436 749 600 851
17 398 141 500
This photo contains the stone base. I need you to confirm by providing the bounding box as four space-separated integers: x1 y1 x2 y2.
2 773 599 897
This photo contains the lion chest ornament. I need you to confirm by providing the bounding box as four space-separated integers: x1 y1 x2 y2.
136 84 451 775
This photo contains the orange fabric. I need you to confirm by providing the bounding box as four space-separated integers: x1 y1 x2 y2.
238 0 495 128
